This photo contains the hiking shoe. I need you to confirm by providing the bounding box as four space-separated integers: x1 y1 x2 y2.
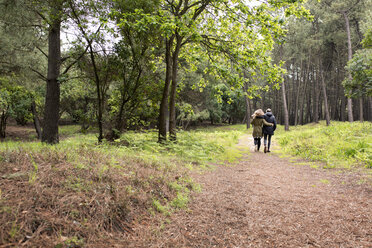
264 146 267 153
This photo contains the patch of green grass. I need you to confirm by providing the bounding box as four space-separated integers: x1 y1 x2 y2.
152 199 170 216
59 125 82 136
170 192 189 209
276 121 372 169
319 179 330 184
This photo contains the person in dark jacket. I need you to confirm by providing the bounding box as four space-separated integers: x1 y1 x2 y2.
251 109 273 152
263 108 277 153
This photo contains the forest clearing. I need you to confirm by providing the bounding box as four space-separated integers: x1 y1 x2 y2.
1 0 371 247
0 122 371 247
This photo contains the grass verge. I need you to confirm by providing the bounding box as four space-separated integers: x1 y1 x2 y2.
275 121 372 169
0 125 245 247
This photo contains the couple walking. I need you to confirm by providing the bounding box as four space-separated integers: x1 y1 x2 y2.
251 108 277 153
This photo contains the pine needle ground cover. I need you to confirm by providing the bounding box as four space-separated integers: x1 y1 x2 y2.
276 121 372 169
0 125 244 247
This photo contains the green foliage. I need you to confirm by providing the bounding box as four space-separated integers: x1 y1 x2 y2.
362 27 372 48
115 126 244 165
0 77 33 127
170 192 189 209
343 33 372 98
276 122 372 169
152 199 170 215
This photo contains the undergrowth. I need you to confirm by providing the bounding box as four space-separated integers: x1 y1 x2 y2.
0 125 244 247
276 121 372 169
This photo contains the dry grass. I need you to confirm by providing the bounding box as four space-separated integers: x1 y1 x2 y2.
0 145 187 247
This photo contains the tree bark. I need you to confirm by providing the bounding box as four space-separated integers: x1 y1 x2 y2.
243 81 251 129
320 64 331 126
294 60 302 125
89 45 104 143
158 37 174 143
300 57 310 125
313 67 319 123
169 34 182 141
343 11 354 122
359 98 363 122
282 80 289 131
0 111 7 138
31 100 42 139
41 3 62 144
368 97 372 121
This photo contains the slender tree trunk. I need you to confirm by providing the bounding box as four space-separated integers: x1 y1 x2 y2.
243 81 251 129
308 66 314 123
0 111 7 138
368 97 372 121
81 96 90 132
86 43 103 143
332 68 339 120
320 65 331 126
313 67 319 123
340 93 346 121
343 11 354 122
282 80 289 131
359 98 363 122
300 58 310 125
158 37 174 143
41 4 61 144
294 61 302 125
31 100 42 139
169 34 182 141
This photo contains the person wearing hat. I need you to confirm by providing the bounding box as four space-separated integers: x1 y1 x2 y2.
251 109 274 152
263 108 277 153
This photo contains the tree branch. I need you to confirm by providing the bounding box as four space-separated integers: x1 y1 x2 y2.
36 46 48 58
61 43 90 75
35 10 51 26
30 67 47 80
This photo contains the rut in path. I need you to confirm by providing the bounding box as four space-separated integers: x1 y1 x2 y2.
130 135 372 248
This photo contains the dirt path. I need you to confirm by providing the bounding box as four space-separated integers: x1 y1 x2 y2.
130 135 372 247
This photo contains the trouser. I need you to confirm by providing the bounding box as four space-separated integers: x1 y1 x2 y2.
254 137 261 151
264 134 272 150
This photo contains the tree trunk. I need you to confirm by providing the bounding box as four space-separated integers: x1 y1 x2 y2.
343 11 354 122
340 93 346 121
294 60 302 125
81 96 90 132
320 65 331 126
369 97 372 121
0 111 7 138
243 81 251 129
359 98 363 122
282 80 289 131
169 34 182 141
31 100 42 139
158 37 174 143
41 4 62 144
313 67 319 123
88 44 103 143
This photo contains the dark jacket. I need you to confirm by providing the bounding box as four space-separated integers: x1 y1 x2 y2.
263 112 277 135
251 116 273 138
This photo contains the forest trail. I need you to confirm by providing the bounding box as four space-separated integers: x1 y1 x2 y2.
130 135 372 248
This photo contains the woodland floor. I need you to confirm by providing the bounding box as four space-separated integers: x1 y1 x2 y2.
1 127 371 247
128 135 372 248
